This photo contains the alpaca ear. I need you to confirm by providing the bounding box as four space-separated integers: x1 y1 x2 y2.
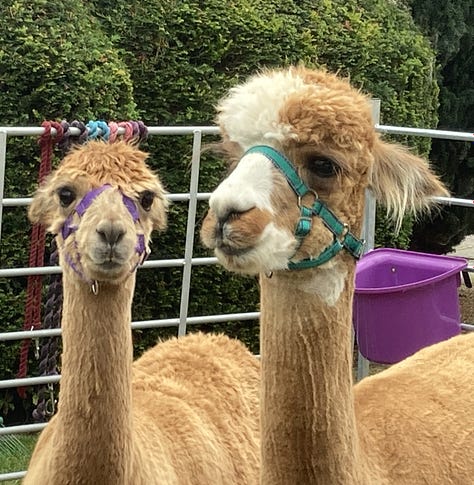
369 139 449 232
150 193 169 232
28 178 56 230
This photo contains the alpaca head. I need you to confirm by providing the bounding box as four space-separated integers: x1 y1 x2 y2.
29 140 168 284
201 66 448 276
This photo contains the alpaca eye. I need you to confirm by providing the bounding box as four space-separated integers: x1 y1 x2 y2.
57 187 76 208
139 190 155 211
308 157 339 178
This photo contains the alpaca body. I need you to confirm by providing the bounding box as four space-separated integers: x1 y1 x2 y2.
355 331 474 485
25 279 259 485
24 141 259 484
260 268 474 484
201 66 473 484
259 267 372 484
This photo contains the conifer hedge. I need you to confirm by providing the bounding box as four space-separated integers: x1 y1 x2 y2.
0 0 438 421
0 0 136 420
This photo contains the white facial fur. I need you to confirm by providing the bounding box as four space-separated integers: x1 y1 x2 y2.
296 261 348 306
214 222 297 275
209 152 297 274
217 70 308 150
209 152 275 218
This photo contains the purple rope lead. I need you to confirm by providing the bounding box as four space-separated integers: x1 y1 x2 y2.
32 239 62 422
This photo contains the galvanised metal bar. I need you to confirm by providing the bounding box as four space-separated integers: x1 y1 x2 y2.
0 256 219 278
0 126 220 137
0 471 27 482
362 189 377 252
6 192 473 209
375 124 474 142
0 311 260 342
134 311 260 329
3 192 213 207
361 99 380 253
0 423 46 436
178 130 203 336
0 375 61 390
356 101 381 380
1 123 472 141
434 196 474 208
0 328 62 341
0 131 7 241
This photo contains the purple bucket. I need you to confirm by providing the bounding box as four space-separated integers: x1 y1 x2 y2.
353 248 467 364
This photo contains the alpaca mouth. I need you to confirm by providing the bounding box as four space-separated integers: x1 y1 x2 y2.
98 260 123 271
216 242 251 257
87 260 128 279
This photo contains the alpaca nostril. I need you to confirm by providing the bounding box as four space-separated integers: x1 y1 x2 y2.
227 211 242 222
216 211 240 236
96 222 126 246
219 208 252 226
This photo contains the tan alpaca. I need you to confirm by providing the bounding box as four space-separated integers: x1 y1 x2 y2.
201 66 474 485
24 140 259 485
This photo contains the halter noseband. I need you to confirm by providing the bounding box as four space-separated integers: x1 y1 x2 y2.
244 145 364 270
60 184 148 286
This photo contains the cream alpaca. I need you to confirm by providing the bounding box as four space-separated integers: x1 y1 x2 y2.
24 141 259 485
202 66 474 484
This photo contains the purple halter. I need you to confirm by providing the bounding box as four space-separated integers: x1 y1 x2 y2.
60 184 148 284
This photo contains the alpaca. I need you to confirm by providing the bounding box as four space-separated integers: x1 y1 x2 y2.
201 66 474 485
24 140 259 485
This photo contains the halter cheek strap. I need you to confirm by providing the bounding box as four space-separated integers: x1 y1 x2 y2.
121 192 147 266
244 145 365 270
61 184 112 240
60 184 149 284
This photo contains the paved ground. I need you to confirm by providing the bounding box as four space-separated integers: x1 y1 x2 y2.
450 234 474 260
450 235 474 323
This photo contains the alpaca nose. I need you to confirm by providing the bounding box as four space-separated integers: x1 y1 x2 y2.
214 209 253 241
96 220 126 246
217 209 246 228
209 182 257 222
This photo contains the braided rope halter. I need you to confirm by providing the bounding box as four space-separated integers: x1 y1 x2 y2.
60 183 149 294
19 119 148 418
244 145 365 270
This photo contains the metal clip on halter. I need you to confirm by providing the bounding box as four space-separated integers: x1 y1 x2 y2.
243 145 365 270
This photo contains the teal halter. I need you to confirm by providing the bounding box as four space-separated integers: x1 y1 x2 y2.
244 145 365 270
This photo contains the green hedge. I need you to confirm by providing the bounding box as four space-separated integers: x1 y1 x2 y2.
0 0 136 421
0 0 438 423
404 0 473 254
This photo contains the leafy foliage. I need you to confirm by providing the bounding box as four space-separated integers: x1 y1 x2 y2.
405 0 474 253
0 0 136 423
90 0 438 353
1 0 438 423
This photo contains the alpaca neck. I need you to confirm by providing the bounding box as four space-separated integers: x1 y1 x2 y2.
260 260 370 485
53 272 136 483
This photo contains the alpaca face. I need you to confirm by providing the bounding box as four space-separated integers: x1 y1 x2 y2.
59 185 146 282
201 67 375 275
202 151 300 274
29 141 168 283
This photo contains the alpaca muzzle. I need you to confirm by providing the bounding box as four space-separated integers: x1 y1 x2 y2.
243 145 365 269
59 184 148 289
